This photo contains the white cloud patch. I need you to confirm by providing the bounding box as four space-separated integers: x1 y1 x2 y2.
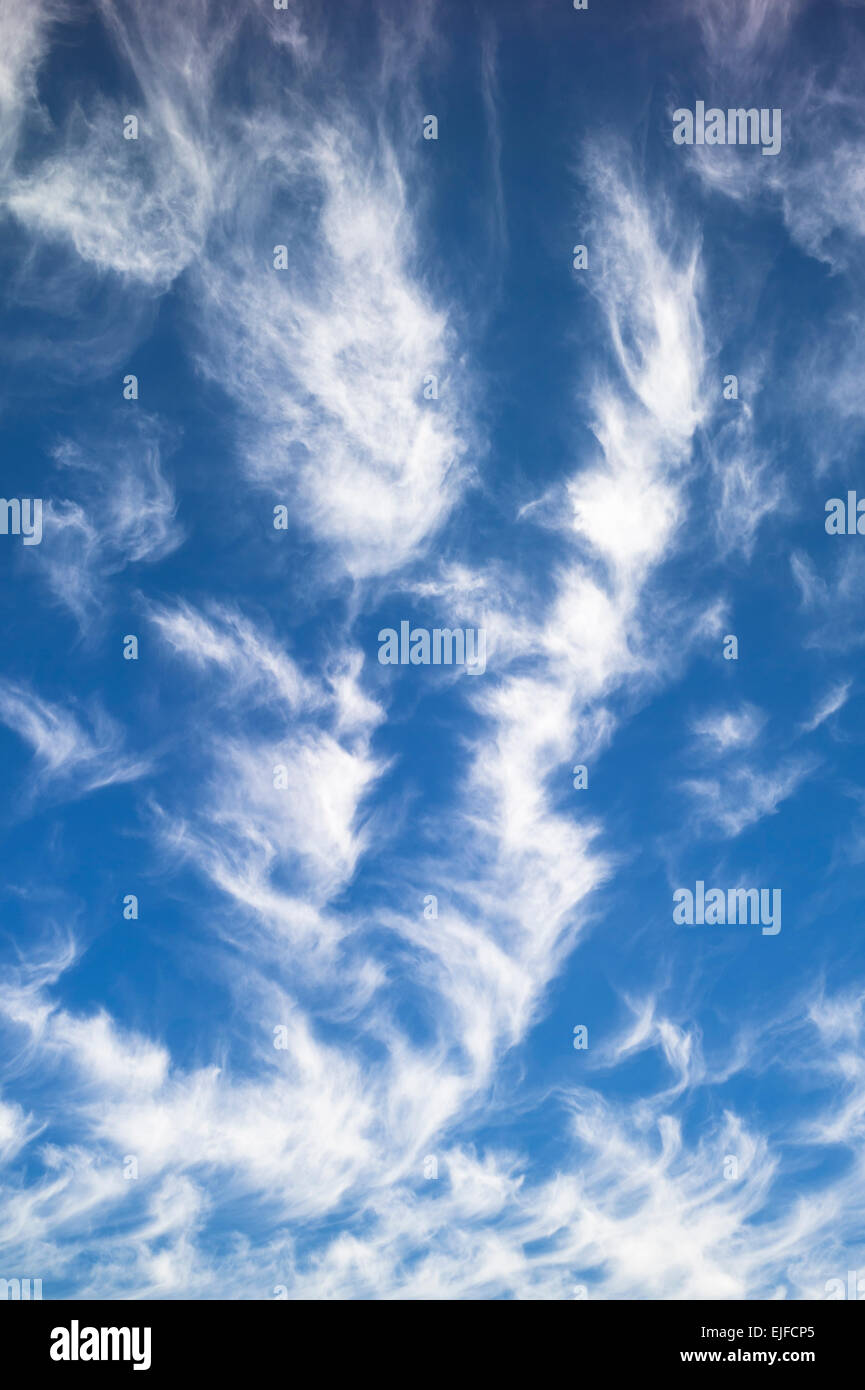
692 703 767 751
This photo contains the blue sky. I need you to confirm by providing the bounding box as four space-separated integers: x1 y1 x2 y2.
2 0 865 1300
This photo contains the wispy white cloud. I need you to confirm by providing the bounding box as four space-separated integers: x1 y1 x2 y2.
681 0 806 73
1 1 478 578
680 758 815 838
791 548 865 650
4 956 865 1298
0 680 149 799
147 601 316 715
802 681 851 733
5 0 241 288
707 408 786 560
0 0 61 181
144 602 388 966
193 119 475 579
30 414 183 626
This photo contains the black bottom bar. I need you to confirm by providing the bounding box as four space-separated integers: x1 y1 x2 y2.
5 1299 860 1376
